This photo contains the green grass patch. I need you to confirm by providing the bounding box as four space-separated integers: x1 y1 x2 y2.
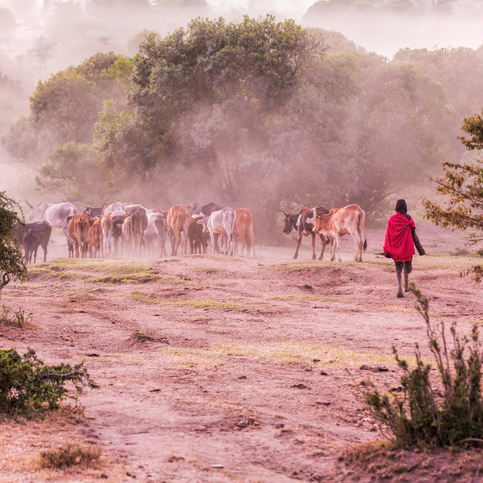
27 259 166 284
130 291 241 310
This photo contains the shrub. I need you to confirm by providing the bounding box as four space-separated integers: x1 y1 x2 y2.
363 283 483 447
0 304 32 328
0 348 98 414
39 443 101 469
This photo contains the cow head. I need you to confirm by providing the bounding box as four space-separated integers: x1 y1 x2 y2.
84 206 92 216
26 201 43 221
282 212 294 235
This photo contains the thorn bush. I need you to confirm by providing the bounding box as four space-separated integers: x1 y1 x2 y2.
363 283 483 447
0 348 98 415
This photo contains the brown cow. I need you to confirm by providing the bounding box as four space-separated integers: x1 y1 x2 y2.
68 214 90 258
153 213 168 258
122 216 132 255
314 204 367 262
87 217 104 259
130 206 148 256
283 206 330 260
166 205 189 256
234 208 255 257
188 215 208 254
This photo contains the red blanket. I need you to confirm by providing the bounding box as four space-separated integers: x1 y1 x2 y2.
383 212 415 262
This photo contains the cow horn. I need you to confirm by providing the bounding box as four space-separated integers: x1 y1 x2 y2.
282 211 288 217
26 201 33 208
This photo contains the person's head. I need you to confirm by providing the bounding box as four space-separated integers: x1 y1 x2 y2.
395 199 407 215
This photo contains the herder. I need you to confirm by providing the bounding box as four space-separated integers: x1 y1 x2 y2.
383 199 425 298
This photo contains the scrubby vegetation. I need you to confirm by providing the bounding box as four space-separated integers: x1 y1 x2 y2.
39 442 101 469
0 348 97 415
363 284 483 447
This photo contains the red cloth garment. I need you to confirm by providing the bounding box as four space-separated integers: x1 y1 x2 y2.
383 212 416 262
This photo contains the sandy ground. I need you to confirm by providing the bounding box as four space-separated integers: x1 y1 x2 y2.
1 223 482 482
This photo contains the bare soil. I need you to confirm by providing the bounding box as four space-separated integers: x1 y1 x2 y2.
1 223 482 482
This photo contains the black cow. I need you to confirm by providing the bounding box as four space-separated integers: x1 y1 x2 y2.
112 215 125 256
283 206 330 260
16 221 52 263
84 203 108 219
189 202 222 217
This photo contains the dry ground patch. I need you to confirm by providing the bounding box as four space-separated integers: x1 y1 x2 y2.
1 226 482 481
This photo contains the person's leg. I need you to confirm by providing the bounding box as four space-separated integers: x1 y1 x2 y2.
395 261 403 298
404 260 413 292
404 263 409 292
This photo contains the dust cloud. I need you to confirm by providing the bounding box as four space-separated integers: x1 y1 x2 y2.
1 0 483 241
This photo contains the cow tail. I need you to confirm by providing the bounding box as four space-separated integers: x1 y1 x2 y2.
359 209 367 250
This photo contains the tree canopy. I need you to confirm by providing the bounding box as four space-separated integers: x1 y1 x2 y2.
423 112 483 247
0 192 27 297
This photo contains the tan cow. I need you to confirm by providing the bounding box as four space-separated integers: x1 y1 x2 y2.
234 208 255 257
166 205 189 256
68 214 90 258
87 217 104 259
314 204 367 262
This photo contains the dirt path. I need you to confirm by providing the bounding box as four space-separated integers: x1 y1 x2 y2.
1 225 481 481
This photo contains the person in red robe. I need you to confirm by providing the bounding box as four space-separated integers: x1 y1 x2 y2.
384 199 425 298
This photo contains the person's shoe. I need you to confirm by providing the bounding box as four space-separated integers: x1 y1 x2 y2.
397 291 404 298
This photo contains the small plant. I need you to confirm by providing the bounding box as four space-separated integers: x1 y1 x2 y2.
303 284 313 290
131 331 154 342
363 283 483 447
0 304 32 328
39 443 101 469
0 348 98 414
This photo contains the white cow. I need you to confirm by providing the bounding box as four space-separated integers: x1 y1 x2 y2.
198 208 237 256
145 212 167 258
27 202 77 229
104 202 126 214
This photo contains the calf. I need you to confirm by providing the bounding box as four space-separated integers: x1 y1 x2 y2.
283 206 330 260
87 218 104 259
234 208 255 257
130 206 148 256
16 220 52 263
188 215 208 254
314 204 367 262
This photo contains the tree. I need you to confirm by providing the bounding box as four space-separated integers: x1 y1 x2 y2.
1 52 133 165
0 192 27 298
423 111 483 248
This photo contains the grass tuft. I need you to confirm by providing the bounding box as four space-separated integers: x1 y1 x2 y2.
39 443 101 469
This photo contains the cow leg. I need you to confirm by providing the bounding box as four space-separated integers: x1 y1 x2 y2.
311 233 316 260
318 234 326 260
42 243 48 263
33 247 38 264
351 232 362 262
293 234 304 259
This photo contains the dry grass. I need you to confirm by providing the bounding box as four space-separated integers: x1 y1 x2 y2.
100 342 405 370
0 407 126 481
130 291 242 310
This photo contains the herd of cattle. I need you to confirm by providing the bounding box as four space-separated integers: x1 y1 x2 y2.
16 200 367 264
17 201 255 264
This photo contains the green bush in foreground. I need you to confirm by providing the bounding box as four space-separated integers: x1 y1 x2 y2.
364 284 483 447
0 348 98 414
